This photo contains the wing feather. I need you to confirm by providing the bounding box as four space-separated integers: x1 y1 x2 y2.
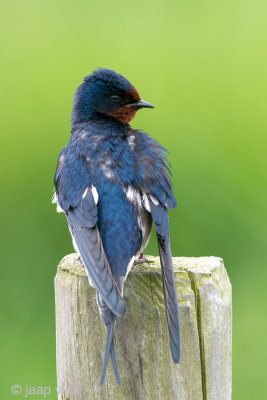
65 188 126 317
149 199 181 363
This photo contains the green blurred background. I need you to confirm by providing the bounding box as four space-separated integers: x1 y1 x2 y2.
1 0 266 398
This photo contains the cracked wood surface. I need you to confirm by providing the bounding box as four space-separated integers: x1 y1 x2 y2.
55 254 232 400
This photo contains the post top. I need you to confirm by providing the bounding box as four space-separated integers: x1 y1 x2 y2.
57 253 224 277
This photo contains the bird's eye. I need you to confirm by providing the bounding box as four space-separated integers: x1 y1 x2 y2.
111 95 121 102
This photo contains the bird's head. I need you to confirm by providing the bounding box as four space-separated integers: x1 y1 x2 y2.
71 68 154 125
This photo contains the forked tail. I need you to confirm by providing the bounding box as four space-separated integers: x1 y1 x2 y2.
99 320 121 385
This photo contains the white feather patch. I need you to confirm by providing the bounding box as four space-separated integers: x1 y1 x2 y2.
125 186 142 208
82 186 98 204
128 135 135 150
150 195 159 206
52 192 56 203
101 164 115 180
91 185 99 204
137 215 146 237
82 188 89 199
141 193 160 212
125 256 135 279
52 192 63 213
142 193 151 213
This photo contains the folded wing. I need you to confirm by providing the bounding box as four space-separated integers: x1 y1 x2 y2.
65 187 126 318
149 199 181 363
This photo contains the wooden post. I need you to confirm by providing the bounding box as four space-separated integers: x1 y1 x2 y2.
55 254 232 400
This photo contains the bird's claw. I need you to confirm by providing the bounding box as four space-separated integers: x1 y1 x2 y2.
134 254 150 265
77 255 83 264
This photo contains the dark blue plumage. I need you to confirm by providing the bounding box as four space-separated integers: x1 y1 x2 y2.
53 68 181 385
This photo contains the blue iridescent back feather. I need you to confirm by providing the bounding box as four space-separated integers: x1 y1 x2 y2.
55 119 176 212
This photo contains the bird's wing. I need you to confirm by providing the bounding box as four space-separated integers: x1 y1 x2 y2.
64 187 126 318
148 198 181 363
132 131 180 360
54 147 125 317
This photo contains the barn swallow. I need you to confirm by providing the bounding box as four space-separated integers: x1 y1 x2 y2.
53 68 181 385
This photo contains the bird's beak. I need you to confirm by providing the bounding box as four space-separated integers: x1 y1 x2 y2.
127 99 155 109
136 99 155 109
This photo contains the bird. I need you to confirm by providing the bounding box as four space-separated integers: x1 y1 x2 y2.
53 68 181 385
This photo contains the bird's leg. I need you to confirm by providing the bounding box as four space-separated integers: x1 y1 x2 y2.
134 253 150 265
77 255 83 264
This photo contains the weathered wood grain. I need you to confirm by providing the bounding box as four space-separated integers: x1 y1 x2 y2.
55 254 231 400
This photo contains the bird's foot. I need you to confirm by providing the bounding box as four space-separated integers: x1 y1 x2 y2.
134 253 150 265
77 255 83 264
